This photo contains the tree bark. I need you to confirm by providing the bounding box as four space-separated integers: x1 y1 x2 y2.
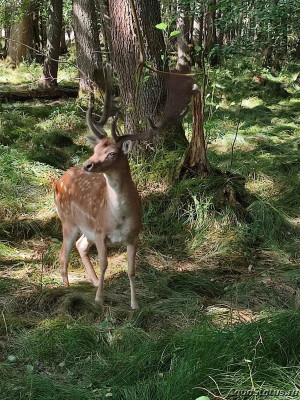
203 0 218 65
193 13 204 67
176 0 191 68
98 0 112 64
73 0 105 93
180 90 210 178
60 26 68 55
7 11 34 64
108 0 166 136
41 0 63 88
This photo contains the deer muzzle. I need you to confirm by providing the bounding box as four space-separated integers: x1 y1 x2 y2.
83 161 95 172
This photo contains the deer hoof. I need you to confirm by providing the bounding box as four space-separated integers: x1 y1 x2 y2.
95 297 104 306
131 302 140 310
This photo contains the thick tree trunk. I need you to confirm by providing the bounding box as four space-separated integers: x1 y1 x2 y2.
41 0 63 88
7 13 34 64
108 0 166 135
73 0 105 93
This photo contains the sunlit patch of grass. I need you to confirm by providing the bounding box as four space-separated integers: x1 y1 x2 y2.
241 97 264 108
0 61 43 87
0 59 78 88
246 172 280 199
0 146 57 219
210 133 254 153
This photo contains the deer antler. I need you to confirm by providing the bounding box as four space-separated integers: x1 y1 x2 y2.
115 68 198 145
86 66 114 139
87 66 197 145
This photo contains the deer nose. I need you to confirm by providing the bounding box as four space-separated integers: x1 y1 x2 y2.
83 161 94 172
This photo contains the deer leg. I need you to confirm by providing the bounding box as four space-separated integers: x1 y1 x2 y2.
76 235 99 287
94 235 108 305
127 240 139 310
60 224 79 287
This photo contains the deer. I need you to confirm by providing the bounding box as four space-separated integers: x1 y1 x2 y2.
54 66 196 309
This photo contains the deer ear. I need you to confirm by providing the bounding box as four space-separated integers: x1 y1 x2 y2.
121 140 133 154
86 136 100 147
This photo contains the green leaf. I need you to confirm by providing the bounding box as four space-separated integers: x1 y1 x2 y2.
7 355 17 362
170 30 180 37
26 365 34 373
195 397 211 400
194 45 201 52
155 22 168 31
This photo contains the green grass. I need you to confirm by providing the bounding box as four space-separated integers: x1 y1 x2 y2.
0 58 299 399
0 312 299 399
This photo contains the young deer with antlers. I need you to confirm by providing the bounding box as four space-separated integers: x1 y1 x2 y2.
54 68 196 309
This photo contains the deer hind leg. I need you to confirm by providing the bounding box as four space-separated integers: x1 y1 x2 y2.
76 235 99 287
94 235 108 305
127 240 139 310
60 224 79 287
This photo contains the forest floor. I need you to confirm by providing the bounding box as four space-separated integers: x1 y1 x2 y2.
0 59 299 400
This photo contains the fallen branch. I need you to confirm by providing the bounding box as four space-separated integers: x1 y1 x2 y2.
0 86 78 102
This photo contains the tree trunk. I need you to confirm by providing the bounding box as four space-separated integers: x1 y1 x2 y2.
98 0 112 63
176 0 191 68
108 0 166 134
7 12 34 64
41 0 63 88
32 6 40 53
60 26 68 55
73 0 105 93
203 0 218 65
40 13 47 49
193 14 204 67
180 90 210 178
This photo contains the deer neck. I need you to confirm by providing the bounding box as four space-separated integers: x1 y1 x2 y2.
104 166 134 220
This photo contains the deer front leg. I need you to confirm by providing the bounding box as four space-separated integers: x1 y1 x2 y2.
94 235 108 305
127 240 139 310
60 225 79 287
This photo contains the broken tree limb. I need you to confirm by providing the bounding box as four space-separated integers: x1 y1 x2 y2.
0 86 78 102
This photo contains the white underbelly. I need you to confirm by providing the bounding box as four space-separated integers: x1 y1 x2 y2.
79 224 131 244
107 226 130 243
80 226 95 242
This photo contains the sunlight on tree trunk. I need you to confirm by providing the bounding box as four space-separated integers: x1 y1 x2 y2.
7 13 34 64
